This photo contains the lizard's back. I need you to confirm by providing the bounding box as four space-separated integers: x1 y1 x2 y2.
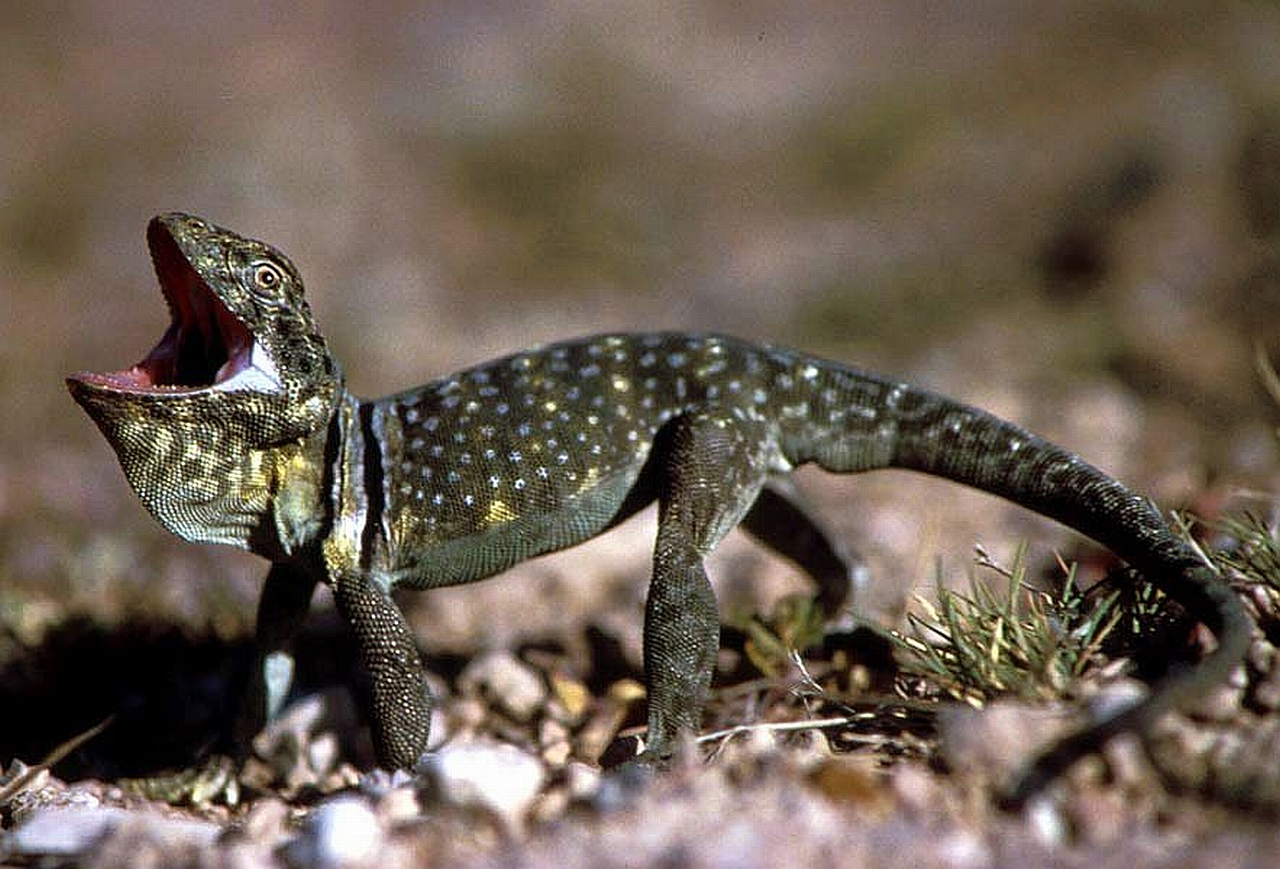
366 331 844 587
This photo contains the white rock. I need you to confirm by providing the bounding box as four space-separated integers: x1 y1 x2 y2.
6 806 220 859
287 795 383 869
7 806 129 857
1087 679 1149 721
564 761 602 802
420 739 546 830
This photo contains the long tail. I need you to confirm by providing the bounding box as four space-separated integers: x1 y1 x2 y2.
789 367 1253 806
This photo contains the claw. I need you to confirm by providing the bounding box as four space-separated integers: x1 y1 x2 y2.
122 755 241 808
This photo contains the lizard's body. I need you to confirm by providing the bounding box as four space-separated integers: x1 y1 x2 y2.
68 214 1251 805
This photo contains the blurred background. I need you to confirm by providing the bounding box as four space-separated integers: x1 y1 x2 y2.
3 2 1279 766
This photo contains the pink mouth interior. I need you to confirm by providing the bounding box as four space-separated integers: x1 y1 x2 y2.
71 224 253 393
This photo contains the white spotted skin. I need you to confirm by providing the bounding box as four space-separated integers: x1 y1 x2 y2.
358 332 896 589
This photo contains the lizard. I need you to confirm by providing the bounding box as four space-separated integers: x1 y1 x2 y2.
66 212 1252 807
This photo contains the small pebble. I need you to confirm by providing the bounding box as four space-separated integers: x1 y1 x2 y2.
564 761 602 802
457 651 547 722
539 719 572 766
1100 733 1153 790
285 796 383 869
1250 646 1280 711
419 739 547 832
378 785 422 824
1026 795 1068 848
530 788 571 824
239 796 290 844
1247 637 1274 673
548 671 592 723
1086 679 1147 721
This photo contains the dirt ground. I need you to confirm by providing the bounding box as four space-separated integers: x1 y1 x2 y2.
2 3 1280 867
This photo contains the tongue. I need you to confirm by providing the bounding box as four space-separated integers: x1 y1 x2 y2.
216 337 252 382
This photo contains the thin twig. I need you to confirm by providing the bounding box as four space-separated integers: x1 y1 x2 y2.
0 716 114 805
1171 510 1220 573
697 714 861 746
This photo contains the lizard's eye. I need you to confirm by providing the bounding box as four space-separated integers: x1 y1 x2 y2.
253 263 283 292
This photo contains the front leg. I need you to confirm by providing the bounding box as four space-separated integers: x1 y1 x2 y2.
331 570 433 769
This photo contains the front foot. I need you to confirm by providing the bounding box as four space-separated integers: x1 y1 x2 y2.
121 754 241 807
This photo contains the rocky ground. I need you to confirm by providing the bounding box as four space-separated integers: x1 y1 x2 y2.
3 3 1280 866
4 563 1280 868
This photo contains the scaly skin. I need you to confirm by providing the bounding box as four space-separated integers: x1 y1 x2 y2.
68 213 1252 806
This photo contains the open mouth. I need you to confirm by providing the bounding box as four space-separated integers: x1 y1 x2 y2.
69 220 281 395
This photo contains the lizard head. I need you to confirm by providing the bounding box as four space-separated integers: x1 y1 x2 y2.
67 213 342 549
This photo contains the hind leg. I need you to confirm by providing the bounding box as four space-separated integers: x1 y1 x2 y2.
740 479 866 618
641 413 774 761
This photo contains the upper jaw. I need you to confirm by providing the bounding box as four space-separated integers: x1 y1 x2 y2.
66 215 283 398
